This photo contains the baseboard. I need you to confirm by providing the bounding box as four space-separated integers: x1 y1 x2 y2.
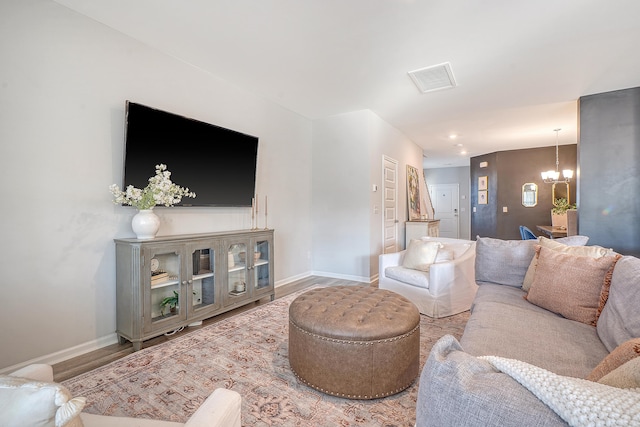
0 334 119 375
274 271 312 287
3 272 376 375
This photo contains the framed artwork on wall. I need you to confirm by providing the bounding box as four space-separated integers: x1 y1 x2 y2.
478 190 488 205
406 165 422 220
478 176 488 191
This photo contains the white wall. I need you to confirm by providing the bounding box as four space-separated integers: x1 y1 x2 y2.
312 111 371 280
312 110 422 280
0 0 313 370
424 166 472 240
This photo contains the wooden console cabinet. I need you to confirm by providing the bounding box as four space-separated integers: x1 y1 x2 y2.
405 220 440 247
115 229 274 350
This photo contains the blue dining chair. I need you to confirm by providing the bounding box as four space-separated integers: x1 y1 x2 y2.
519 225 537 240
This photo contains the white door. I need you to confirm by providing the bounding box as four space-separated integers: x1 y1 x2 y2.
382 156 399 253
429 184 459 239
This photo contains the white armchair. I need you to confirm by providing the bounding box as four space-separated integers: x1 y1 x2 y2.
379 237 477 318
5 364 241 427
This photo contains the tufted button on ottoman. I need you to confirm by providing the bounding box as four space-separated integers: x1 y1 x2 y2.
288 286 420 399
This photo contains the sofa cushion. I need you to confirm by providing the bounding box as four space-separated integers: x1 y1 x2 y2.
462 284 609 378
597 357 640 389
597 256 640 352
475 237 536 287
587 337 640 381
416 335 567 427
402 240 441 271
553 235 590 246
0 375 85 427
522 237 615 291
384 266 429 289
526 246 620 325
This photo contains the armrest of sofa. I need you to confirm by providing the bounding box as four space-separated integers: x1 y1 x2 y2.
9 364 54 382
379 250 405 278
417 335 567 427
185 388 241 427
427 242 476 297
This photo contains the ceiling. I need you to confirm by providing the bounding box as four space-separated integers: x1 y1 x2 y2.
54 0 640 168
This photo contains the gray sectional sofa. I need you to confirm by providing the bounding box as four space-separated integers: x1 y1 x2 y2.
416 236 640 427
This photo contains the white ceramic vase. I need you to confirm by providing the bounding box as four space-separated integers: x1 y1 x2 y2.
131 209 160 240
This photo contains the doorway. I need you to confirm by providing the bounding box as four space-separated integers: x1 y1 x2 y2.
429 184 460 239
382 156 399 253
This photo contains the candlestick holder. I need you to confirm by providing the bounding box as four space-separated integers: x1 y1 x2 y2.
251 198 257 230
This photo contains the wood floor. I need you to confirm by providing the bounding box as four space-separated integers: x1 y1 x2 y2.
52 276 370 382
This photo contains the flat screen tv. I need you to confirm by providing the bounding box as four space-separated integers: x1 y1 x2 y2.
123 101 258 207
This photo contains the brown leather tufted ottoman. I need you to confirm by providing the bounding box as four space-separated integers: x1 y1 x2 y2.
288 286 420 399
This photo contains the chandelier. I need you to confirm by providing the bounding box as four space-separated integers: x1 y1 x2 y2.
541 128 573 184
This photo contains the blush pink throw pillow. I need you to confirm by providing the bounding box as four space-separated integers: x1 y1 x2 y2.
526 246 620 326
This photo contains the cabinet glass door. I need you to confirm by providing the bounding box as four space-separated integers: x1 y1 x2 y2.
254 239 271 291
147 249 183 325
190 245 217 313
227 242 248 296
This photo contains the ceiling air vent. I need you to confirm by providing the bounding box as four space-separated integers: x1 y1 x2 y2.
408 62 457 94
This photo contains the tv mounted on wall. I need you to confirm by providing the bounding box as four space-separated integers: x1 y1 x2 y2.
123 101 258 207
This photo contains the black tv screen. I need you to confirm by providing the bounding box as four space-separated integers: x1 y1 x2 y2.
123 101 258 207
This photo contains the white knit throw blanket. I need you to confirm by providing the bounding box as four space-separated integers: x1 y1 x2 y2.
480 356 640 427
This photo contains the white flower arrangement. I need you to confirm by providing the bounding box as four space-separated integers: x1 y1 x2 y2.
109 164 196 210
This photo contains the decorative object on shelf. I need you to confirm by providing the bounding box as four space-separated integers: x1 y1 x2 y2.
251 194 269 230
131 209 161 240
109 164 196 239
160 290 179 316
150 270 169 286
228 252 235 268
264 195 268 230
234 282 246 292
541 129 574 184
551 197 576 229
251 196 257 230
254 251 261 261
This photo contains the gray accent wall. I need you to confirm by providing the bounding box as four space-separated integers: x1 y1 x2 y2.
579 87 640 256
470 146 577 240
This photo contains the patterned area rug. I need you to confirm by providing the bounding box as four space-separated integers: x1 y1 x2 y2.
64 286 469 426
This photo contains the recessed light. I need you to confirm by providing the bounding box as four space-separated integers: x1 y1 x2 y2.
449 134 458 139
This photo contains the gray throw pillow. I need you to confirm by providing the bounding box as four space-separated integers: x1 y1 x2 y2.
475 237 536 287
597 256 640 352
554 235 590 246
